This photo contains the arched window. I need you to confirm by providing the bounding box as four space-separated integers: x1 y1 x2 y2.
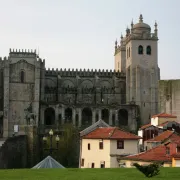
138 45 143 55
127 48 128 58
129 47 130 57
20 71 25 83
146 45 151 55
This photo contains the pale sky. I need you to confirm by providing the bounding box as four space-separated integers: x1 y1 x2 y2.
0 0 179 79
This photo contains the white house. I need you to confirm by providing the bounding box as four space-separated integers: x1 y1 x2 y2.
80 127 141 168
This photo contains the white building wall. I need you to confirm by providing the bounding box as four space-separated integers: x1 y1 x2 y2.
110 139 139 155
81 139 111 168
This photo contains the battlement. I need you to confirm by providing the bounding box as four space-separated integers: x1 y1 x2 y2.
45 68 126 78
9 48 37 58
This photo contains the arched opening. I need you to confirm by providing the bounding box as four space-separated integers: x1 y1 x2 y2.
138 45 143 55
101 109 109 124
118 109 128 126
129 47 130 57
58 114 62 125
112 114 115 126
75 114 79 126
82 108 92 126
127 48 129 58
65 108 72 123
44 108 55 125
146 45 151 55
20 70 25 83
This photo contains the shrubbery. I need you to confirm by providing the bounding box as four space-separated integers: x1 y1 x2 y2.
133 163 160 178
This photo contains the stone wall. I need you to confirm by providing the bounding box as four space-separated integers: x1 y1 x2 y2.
159 80 180 121
18 125 40 167
0 135 27 168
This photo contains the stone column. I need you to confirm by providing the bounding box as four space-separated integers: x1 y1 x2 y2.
55 105 59 127
78 108 82 127
128 109 136 131
40 108 45 125
92 109 96 124
115 110 118 126
109 109 112 125
151 68 156 115
136 65 141 106
72 108 76 125
34 62 41 126
126 67 130 103
3 59 9 138
98 109 102 120
61 107 65 124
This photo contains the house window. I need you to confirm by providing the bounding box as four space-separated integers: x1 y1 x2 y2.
138 45 143 54
20 70 25 83
146 45 151 55
88 143 90 150
81 158 84 166
117 140 124 149
177 147 180 153
166 147 170 155
91 163 95 168
99 140 103 149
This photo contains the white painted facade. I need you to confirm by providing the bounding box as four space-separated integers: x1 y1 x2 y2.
80 138 139 168
151 117 177 126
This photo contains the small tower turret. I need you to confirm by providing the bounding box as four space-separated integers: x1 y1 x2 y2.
154 21 158 37
139 14 143 23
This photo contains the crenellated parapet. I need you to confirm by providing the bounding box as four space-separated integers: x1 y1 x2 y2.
9 48 37 58
45 68 126 78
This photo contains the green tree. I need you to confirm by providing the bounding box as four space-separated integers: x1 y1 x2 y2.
43 123 80 168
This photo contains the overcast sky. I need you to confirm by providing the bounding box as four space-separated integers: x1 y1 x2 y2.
0 0 179 79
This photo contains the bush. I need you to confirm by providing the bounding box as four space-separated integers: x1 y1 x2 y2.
133 163 160 178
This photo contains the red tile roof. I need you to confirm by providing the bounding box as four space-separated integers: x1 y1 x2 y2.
152 113 177 118
122 144 172 162
139 124 159 130
158 121 180 127
146 130 174 142
167 134 180 145
140 124 152 130
158 121 170 127
172 153 180 160
82 127 141 140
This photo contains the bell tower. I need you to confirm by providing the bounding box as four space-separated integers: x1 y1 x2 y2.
115 14 160 125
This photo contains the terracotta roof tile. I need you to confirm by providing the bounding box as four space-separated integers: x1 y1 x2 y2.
82 127 141 140
122 145 172 162
140 124 152 130
158 121 180 127
152 113 177 118
158 121 170 127
172 153 180 159
146 130 174 142
167 134 180 144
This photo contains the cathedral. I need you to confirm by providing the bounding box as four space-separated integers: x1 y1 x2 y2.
0 14 160 138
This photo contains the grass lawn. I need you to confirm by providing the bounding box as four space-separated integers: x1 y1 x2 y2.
0 168 179 180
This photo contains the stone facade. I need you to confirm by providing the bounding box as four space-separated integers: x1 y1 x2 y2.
0 49 138 138
114 14 160 124
159 80 180 121
0 14 162 138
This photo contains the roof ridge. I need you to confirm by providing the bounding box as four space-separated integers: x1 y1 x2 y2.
109 127 117 138
127 144 165 157
146 130 174 142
